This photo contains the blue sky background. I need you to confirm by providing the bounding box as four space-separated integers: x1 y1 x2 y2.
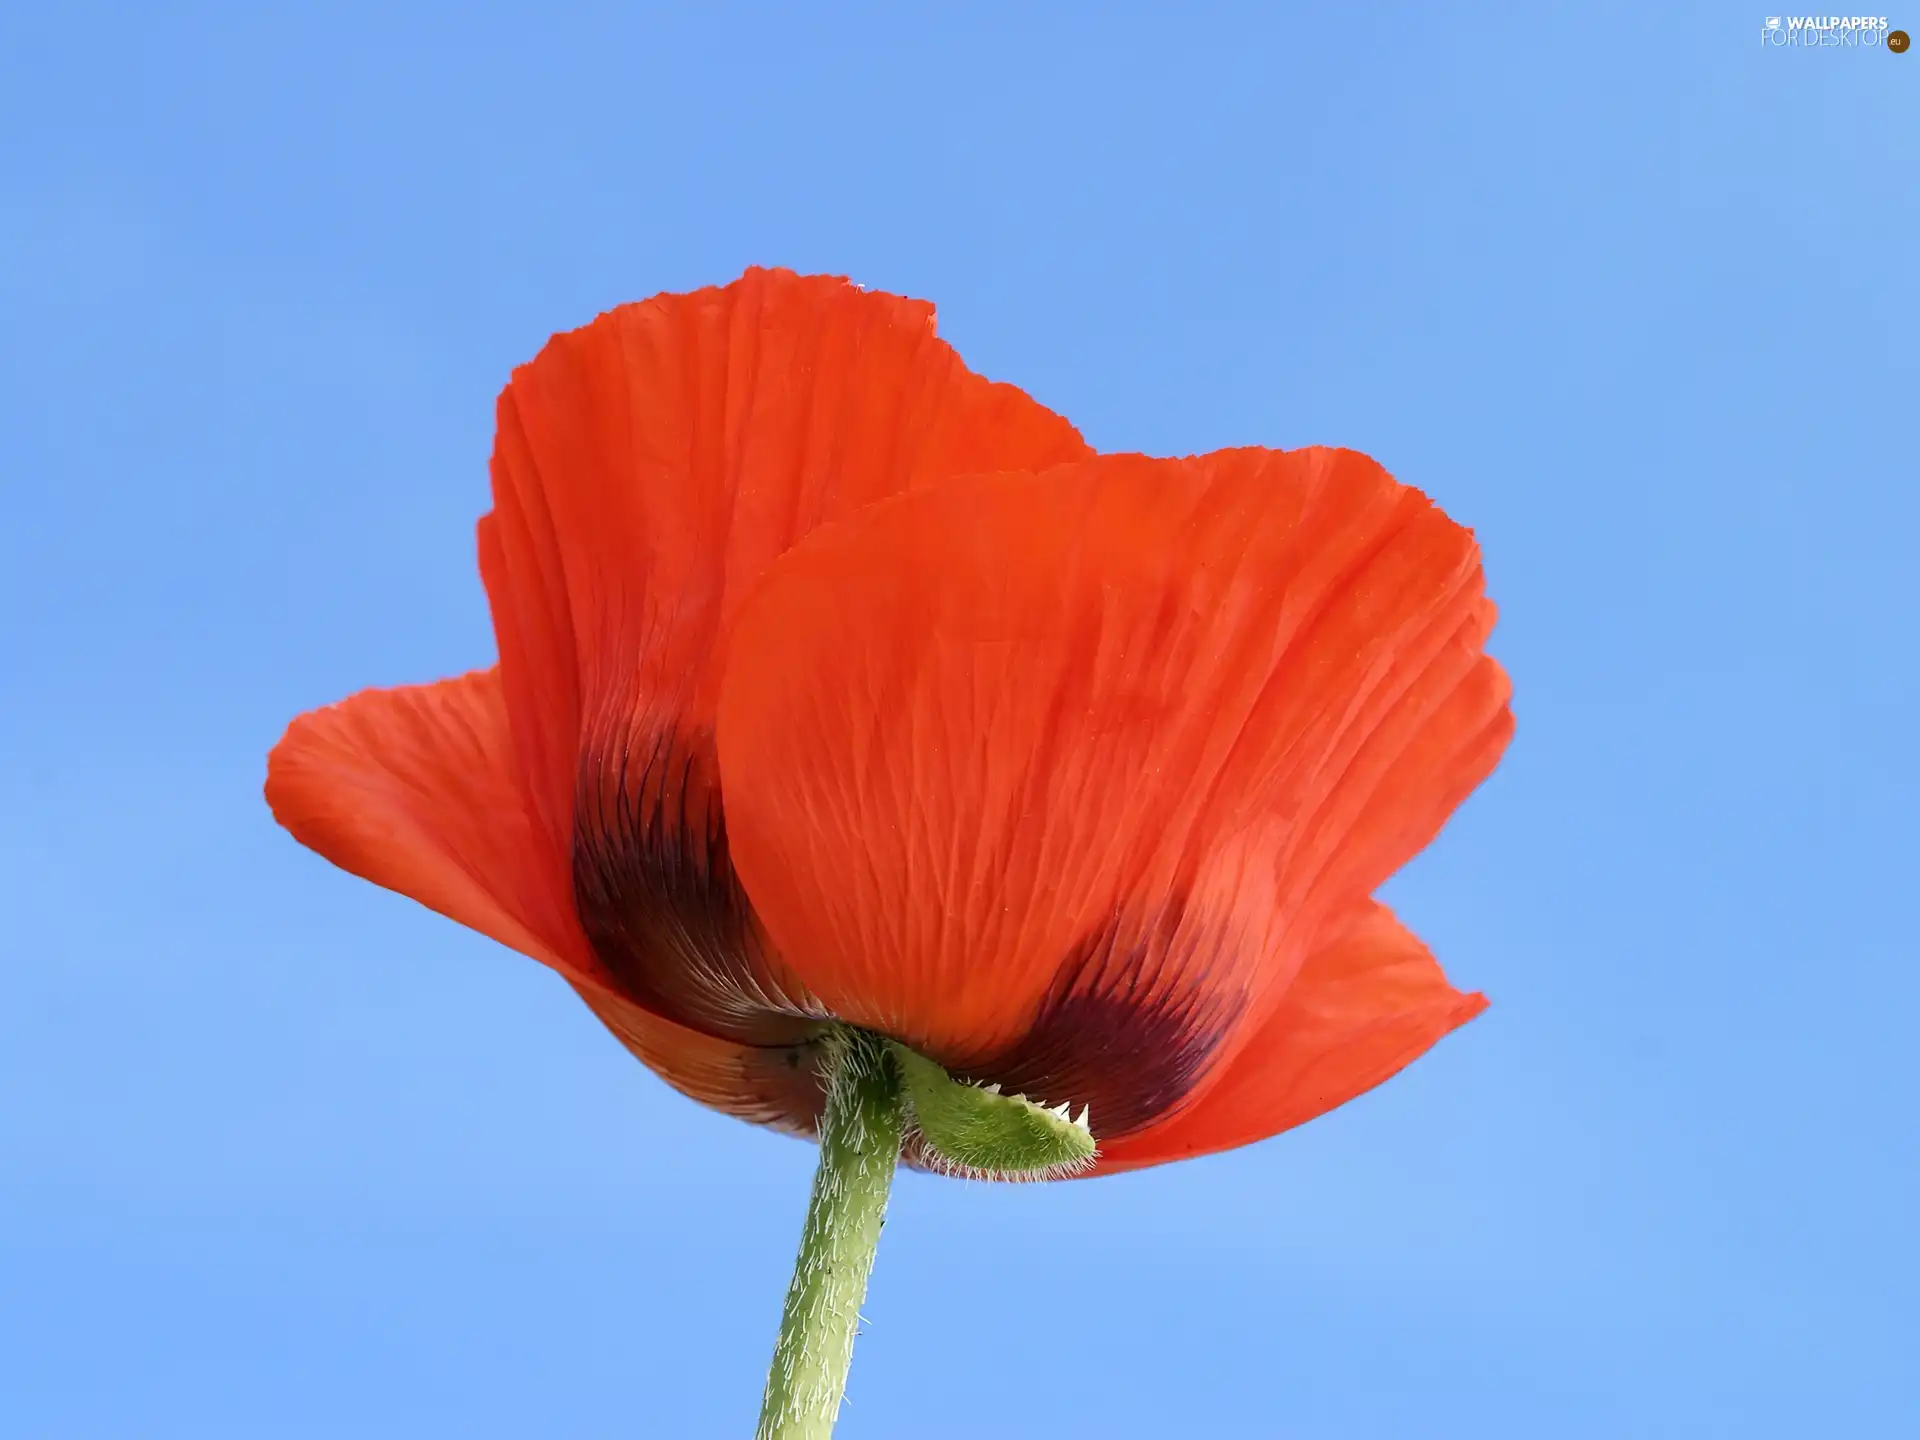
3 4 1914 1436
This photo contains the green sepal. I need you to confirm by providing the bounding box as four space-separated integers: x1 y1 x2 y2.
887 1041 1097 1179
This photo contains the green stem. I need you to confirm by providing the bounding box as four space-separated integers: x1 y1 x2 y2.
755 1027 905 1440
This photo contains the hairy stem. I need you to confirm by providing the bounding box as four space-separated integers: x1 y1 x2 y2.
755 1028 904 1440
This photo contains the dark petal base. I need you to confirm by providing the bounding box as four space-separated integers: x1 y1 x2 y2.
941 896 1249 1140
573 725 819 1047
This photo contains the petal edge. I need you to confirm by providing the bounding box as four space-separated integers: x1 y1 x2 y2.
1093 900 1486 1174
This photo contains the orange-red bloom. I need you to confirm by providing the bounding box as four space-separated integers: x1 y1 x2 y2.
267 268 1511 1175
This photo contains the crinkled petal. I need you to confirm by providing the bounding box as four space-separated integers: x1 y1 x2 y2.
718 450 1510 1139
482 267 1091 1043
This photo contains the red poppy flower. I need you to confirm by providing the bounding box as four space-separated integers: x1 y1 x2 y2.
266 267 1511 1177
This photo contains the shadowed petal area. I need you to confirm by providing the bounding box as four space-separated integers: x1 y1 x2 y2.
481 267 1091 1044
575 984 827 1134
265 669 827 1131
1092 900 1488 1173
718 450 1510 1141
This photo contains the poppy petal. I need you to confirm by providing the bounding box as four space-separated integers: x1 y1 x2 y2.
1092 900 1487 1173
266 669 593 984
718 449 1509 1139
482 267 1091 1044
265 670 826 1131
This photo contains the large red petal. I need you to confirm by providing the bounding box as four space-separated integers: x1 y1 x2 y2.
481 267 1091 1042
718 450 1509 1139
